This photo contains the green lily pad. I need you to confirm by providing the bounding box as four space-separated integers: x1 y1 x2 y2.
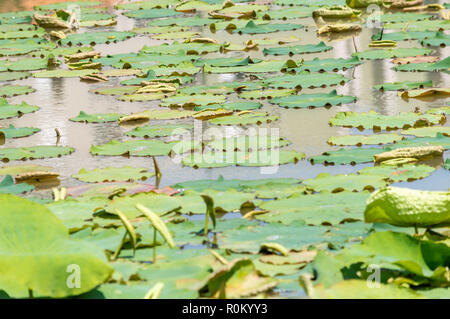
161 94 225 108
0 175 34 194
354 48 433 60
310 147 386 165
384 20 450 32
205 59 293 74
263 72 350 89
0 99 39 119
0 146 75 161
105 193 181 219
329 110 444 130
258 192 370 225
73 166 155 183
0 85 35 97
116 0 179 10
371 31 436 41
194 101 263 111
70 111 123 123
140 41 221 55
401 126 450 137
379 12 432 23
0 71 31 82
328 133 404 146
208 112 279 125
151 31 200 40
258 7 314 20
394 56 450 72
33 69 98 78
239 88 295 100
126 124 193 138
0 57 51 71
0 40 56 56
237 20 304 34
0 124 40 138
303 172 387 193
90 139 177 157
270 90 357 109
121 109 194 121
123 8 183 19
182 150 304 168
421 32 450 47
0 195 113 298
374 80 433 91
263 41 332 56
293 57 363 72
358 164 435 182
60 31 135 46
207 135 291 151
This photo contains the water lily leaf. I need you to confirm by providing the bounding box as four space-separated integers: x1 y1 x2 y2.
237 20 303 34
207 57 291 71
105 193 181 219
151 31 200 40
0 85 34 97
270 90 357 109
239 88 295 100
379 12 432 23
179 80 261 94
311 279 424 299
70 111 123 123
263 41 332 56
0 175 34 194
374 80 433 91
194 101 262 111
140 41 221 55
0 145 75 161
0 195 113 298
161 94 225 108
394 56 450 72
0 71 31 82
303 172 387 193
310 147 387 165
148 16 219 27
116 0 179 10
427 106 450 115
328 133 404 146
372 31 436 41
0 98 39 119
0 164 53 178
0 40 56 56
401 126 450 137
384 19 450 31
208 112 279 125
132 25 187 35
66 182 174 199
263 72 349 89
292 57 363 72
175 0 222 12
358 164 435 182
33 69 98 78
73 167 155 183
199 258 277 298
274 0 345 5
0 57 50 71
421 31 450 47
353 47 433 60
123 8 183 19
259 7 314 20
217 221 328 253
399 88 450 99
60 31 135 46
207 135 291 151
365 187 450 228
46 197 108 232
90 139 177 157
313 5 361 18
176 189 255 214
121 109 194 121
126 124 193 138
182 150 304 168
258 192 370 225
0 124 40 138
329 110 444 130
118 92 166 102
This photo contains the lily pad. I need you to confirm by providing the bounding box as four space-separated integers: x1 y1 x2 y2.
0 99 39 119
208 112 279 125
263 72 350 89
394 56 450 72
329 111 444 130
33 69 98 78
237 20 304 34
354 48 433 60
0 124 40 138
263 42 332 56
292 57 363 72
303 173 387 193
60 31 135 46
0 146 75 162
270 90 357 109
90 139 177 157
358 164 435 182
401 126 450 137
126 124 193 138
73 167 155 183
374 80 433 91
0 71 31 82
0 175 34 194
0 85 35 97
70 111 123 123
328 133 404 146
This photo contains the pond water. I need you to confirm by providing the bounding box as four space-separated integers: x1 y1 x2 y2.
0 0 449 195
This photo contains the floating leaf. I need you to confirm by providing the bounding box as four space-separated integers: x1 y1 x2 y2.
263 42 332 56
401 126 450 137
60 31 135 46
70 111 123 123
0 175 34 194
0 145 74 161
329 110 444 130
353 48 433 60
126 124 193 138
292 57 363 72
328 133 403 146
303 173 387 193
208 112 279 125
33 69 98 78
374 80 433 91
90 140 176 157
358 164 435 182
0 124 40 139
73 167 155 183
263 72 349 89
394 56 450 72
0 71 31 82
270 90 357 109
0 85 34 97
237 20 303 34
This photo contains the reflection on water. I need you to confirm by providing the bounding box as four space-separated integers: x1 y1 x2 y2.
0 0 449 193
